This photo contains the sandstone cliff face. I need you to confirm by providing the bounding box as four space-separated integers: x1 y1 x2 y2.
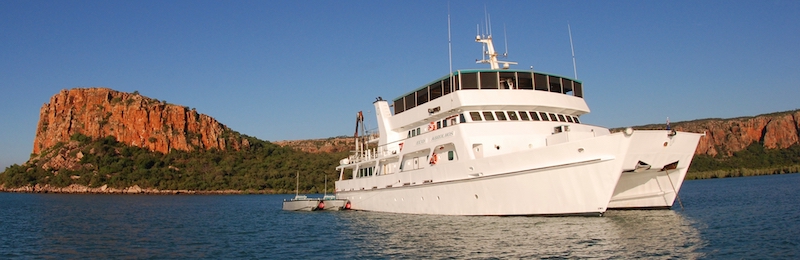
33 88 249 155
633 110 800 157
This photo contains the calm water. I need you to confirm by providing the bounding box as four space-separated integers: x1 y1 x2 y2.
1 174 798 259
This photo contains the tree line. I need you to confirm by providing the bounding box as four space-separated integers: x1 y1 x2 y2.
0 134 349 193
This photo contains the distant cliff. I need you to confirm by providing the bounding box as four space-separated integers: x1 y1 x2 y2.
33 88 249 155
275 137 354 153
630 110 800 157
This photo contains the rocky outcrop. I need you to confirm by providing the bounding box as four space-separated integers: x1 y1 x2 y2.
275 137 355 153
33 88 249 155
633 110 800 157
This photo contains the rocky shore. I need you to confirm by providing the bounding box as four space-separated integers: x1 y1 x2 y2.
0 184 271 195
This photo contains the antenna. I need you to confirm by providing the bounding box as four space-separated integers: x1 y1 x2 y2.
568 22 578 79
448 2 454 93
503 24 508 57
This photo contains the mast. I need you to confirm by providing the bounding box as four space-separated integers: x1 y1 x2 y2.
475 14 517 69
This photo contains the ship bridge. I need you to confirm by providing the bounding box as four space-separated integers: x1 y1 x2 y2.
392 70 583 115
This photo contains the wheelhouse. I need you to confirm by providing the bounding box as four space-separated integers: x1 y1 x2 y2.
393 70 583 115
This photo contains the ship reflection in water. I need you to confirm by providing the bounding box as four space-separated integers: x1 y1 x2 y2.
338 210 704 258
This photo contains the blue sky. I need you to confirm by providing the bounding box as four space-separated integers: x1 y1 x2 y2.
2 0 799 169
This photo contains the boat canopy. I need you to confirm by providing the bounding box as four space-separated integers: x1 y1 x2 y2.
393 70 583 115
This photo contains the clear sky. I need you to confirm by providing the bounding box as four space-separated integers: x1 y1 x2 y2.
2 0 799 169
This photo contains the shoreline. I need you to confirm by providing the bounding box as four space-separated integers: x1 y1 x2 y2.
0 184 278 195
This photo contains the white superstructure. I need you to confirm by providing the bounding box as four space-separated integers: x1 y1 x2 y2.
334 33 702 216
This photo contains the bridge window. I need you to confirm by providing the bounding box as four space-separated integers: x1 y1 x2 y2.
430 82 443 100
461 73 478 89
534 73 548 91
566 116 574 123
508 111 519 120
495 111 507 121
499 72 516 89
519 111 530 120
480 72 498 89
540 112 550 121
394 99 405 114
557 114 566 122
417 88 429 105
530 111 541 121
549 113 558 121
482 111 495 121
549 76 562 93
562 79 574 95
469 112 482 121
518 72 534 90
574 82 583 98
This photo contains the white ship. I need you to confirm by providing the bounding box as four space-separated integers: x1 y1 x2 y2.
334 32 703 216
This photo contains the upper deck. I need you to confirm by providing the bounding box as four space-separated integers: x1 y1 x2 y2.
393 70 583 115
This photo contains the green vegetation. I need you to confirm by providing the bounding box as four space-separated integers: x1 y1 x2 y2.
0 134 349 193
687 143 800 180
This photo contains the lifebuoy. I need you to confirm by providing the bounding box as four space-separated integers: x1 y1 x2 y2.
429 153 438 165
428 122 436 131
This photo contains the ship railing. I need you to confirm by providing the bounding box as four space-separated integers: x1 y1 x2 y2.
346 140 402 164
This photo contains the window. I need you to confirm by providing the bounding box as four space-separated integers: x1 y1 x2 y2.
408 131 412 138
394 99 405 114
460 114 467 123
469 112 482 121
437 121 442 129
442 119 448 127
495 111 507 121
416 128 421 136
573 116 581 124
461 73 479 89
530 111 541 121
534 73 548 91
448 151 454 161
557 114 566 122
549 113 558 121
479 72 498 89
518 111 530 120
566 116 574 123
518 72 534 90
499 72 516 89
508 111 519 120
482 111 495 121
430 82 443 100
549 76 562 93
540 112 550 121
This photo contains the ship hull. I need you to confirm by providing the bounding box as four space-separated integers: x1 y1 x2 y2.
608 131 703 209
336 130 702 216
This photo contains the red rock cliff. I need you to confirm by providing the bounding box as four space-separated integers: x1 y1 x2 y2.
33 88 249 154
631 110 800 157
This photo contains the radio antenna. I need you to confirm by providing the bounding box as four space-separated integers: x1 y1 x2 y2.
568 22 578 79
448 2 454 93
503 24 508 57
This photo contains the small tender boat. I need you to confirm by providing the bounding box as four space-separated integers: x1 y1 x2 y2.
321 176 350 211
282 171 325 211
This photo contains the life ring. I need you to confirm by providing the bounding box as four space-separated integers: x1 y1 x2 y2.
429 153 438 165
428 122 436 131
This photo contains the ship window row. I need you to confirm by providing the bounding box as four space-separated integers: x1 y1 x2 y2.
468 111 580 124
394 71 583 114
357 166 375 178
408 114 467 138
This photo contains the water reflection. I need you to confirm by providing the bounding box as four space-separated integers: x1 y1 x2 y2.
337 210 705 259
